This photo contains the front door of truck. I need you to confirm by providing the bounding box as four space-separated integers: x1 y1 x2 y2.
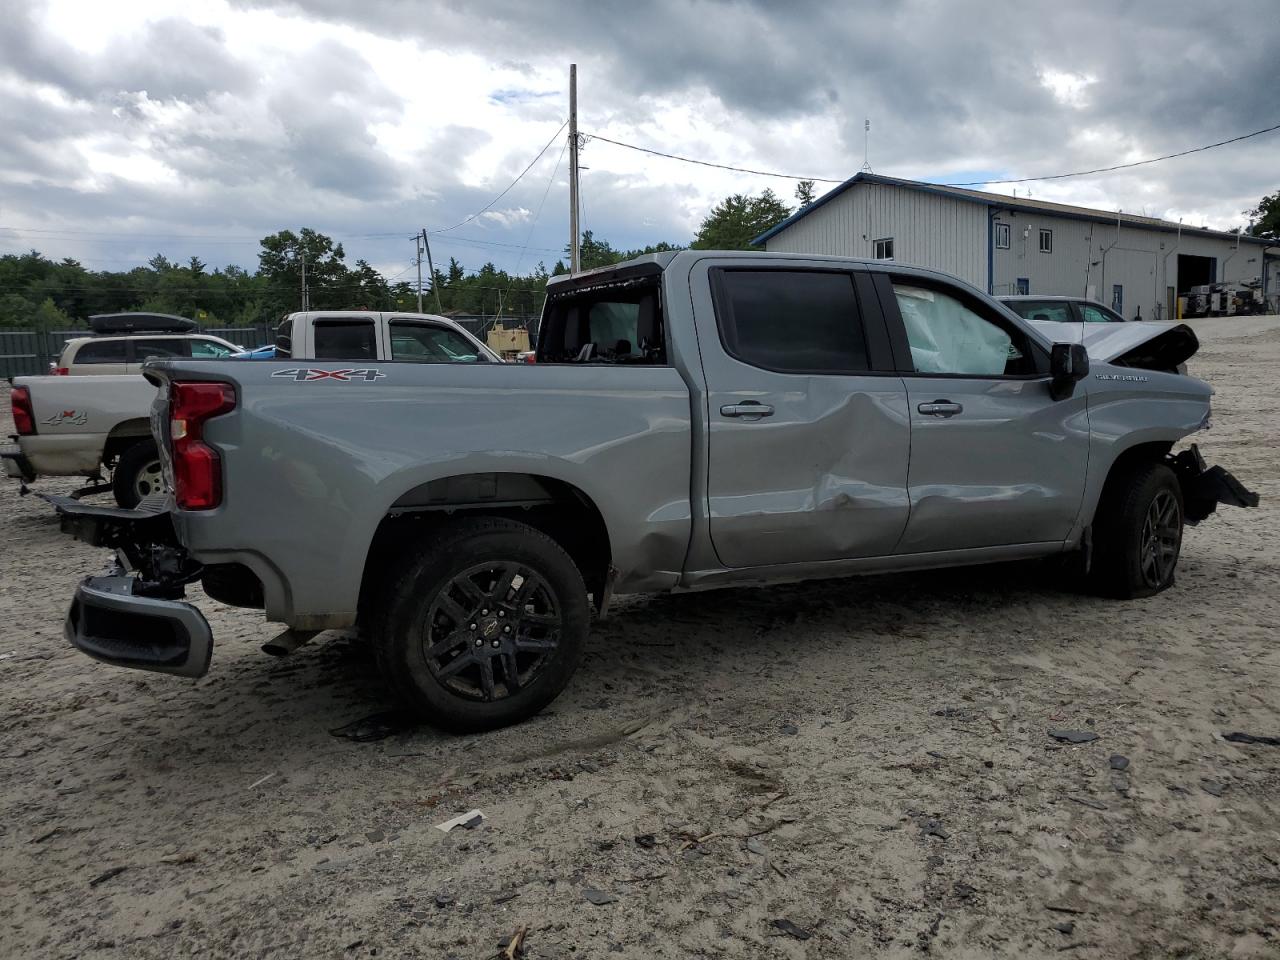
692 262 911 568
878 273 1089 553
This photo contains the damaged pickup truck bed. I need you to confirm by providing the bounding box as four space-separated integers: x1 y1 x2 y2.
44 251 1258 731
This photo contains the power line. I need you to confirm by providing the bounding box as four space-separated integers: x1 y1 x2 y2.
586 120 1280 188
431 120 568 234
945 121 1280 186
586 133 843 183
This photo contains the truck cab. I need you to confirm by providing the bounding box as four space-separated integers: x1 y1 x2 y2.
274 311 500 365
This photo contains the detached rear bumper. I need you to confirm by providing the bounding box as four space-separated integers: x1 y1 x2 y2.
40 492 215 678
67 573 212 677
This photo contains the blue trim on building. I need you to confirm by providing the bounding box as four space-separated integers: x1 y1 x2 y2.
751 171 1271 248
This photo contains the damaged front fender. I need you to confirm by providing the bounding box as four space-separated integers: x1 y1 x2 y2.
1167 445 1260 524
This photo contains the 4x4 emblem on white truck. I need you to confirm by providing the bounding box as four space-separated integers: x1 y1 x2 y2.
43 409 88 426
271 368 386 382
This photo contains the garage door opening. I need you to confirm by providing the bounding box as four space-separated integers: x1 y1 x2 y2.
1177 254 1216 295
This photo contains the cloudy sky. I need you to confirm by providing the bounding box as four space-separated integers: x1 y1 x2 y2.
1 0 1277 282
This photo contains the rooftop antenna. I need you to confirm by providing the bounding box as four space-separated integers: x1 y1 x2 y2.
859 118 872 173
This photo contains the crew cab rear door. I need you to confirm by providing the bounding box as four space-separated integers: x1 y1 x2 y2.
877 271 1089 552
690 259 910 567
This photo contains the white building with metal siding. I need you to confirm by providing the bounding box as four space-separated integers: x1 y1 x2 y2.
755 173 1279 321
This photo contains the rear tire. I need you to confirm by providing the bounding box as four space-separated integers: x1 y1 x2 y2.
112 440 163 509
374 517 589 732
1089 462 1184 599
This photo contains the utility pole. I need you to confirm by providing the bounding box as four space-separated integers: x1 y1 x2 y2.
414 232 424 313
300 245 309 311
860 119 872 173
569 63 580 275
422 228 443 313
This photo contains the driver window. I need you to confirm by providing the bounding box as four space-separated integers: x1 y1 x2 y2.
894 283 1034 376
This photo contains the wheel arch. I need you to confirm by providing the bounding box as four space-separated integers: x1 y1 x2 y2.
1085 439 1175 526
102 417 154 467
358 471 613 623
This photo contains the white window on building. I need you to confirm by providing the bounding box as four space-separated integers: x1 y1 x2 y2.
1039 228 1053 254
995 222 1010 249
874 237 894 260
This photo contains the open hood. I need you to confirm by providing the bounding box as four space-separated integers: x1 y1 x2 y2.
1033 321 1199 370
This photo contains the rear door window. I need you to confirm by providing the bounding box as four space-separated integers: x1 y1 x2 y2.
389 322 485 362
190 338 236 357
72 340 130 364
314 319 377 360
712 269 870 373
134 339 192 361
1079 303 1123 323
1006 300 1073 323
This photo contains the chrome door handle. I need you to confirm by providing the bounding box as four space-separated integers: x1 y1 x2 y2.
917 400 963 417
720 401 775 419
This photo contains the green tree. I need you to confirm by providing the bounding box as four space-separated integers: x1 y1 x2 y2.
258 228 349 313
691 189 792 250
1249 190 1280 240
795 180 816 206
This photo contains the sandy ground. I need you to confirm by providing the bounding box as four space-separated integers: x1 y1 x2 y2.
2 317 1278 960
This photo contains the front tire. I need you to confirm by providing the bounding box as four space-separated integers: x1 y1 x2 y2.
112 440 163 509
1090 462 1184 599
375 518 589 732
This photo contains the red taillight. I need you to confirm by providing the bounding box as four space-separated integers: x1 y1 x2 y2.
11 386 36 435
170 381 236 510
53 367 69 376
523 352 536 364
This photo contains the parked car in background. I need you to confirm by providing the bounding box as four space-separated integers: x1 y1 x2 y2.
44 251 1256 733
1000 295 1125 324
51 313 241 375
5 311 500 507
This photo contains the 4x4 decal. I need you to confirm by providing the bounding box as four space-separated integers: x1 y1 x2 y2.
271 368 386 382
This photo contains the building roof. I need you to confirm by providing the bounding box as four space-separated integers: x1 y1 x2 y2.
751 171 1273 247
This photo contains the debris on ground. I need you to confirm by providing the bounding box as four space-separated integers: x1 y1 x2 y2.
1049 729 1099 744
953 882 976 899
1109 755 1130 770
780 723 799 735
1054 921 1076 935
247 772 275 790
499 925 527 960
329 711 417 742
1067 795 1108 811
434 810 485 833
746 837 767 856
1046 901 1087 915
1223 731 1280 746
922 820 950 840
1201 780 1227 797
88 866 127 887
634 833 657 849
582 887 617 905
771 918 812 940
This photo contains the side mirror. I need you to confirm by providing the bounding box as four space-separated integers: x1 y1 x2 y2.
1050 342 1089 400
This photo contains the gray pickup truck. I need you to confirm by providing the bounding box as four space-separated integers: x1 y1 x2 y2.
47 251 1256 731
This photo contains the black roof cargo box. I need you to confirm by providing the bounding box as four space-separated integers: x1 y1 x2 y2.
88 313 197 335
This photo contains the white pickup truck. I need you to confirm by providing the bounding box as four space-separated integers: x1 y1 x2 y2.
4 311 499 506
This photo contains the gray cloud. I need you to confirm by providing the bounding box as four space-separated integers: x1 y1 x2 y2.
2 0 1277 279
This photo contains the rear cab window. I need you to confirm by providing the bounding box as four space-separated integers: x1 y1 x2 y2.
313 318 377 361
537 267 666 365
711 269 871 373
